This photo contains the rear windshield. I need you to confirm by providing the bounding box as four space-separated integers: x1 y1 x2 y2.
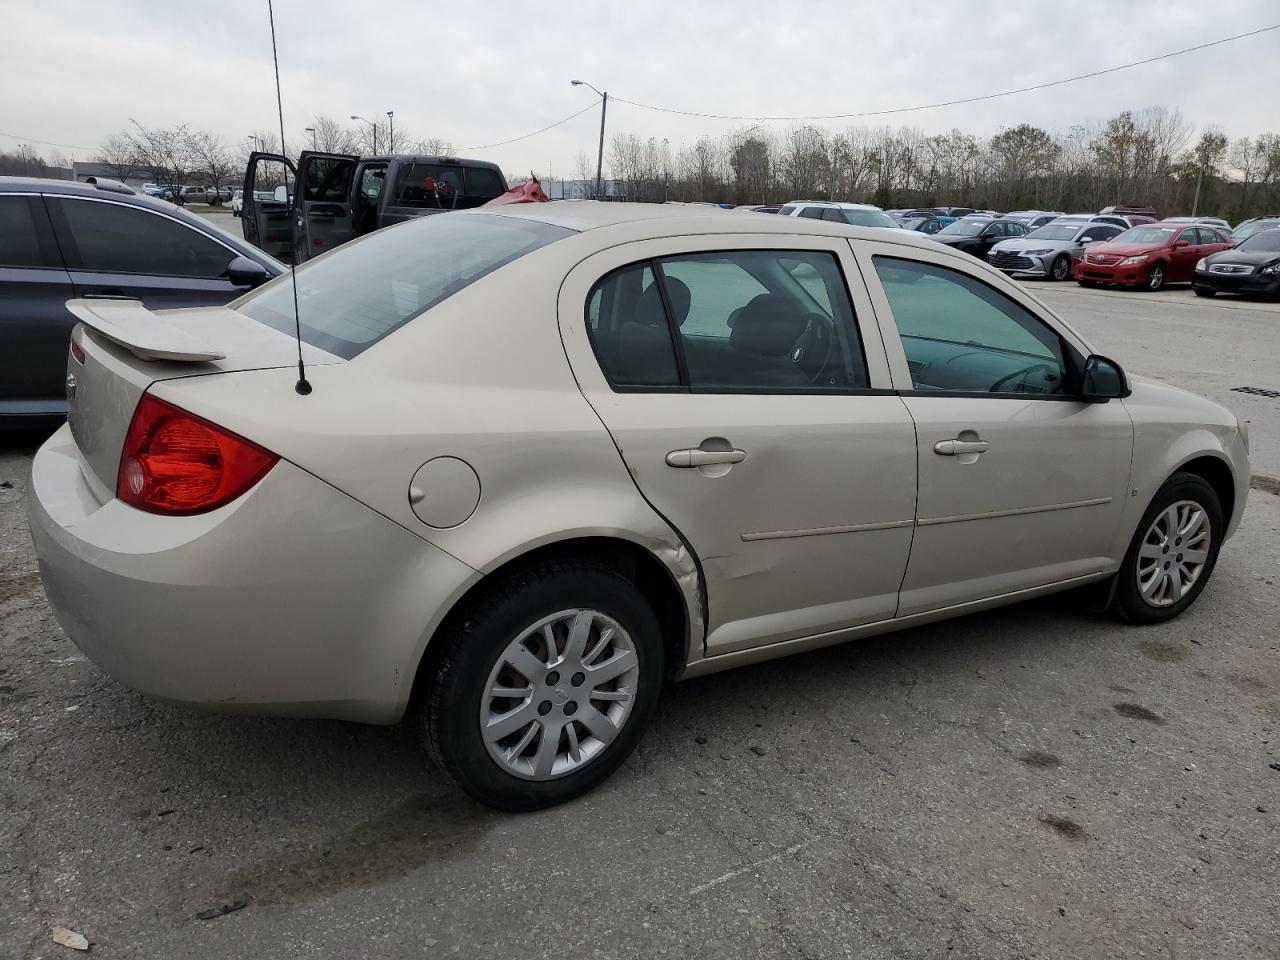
235 213 573 359
392 162 507 208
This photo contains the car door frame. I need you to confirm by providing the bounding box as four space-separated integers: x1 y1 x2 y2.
556 231 920 660
292 150 360 261
847 235 1136 613
241 151 297 251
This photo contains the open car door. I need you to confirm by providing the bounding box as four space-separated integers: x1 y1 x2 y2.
242 151 297 261
292 151 359 262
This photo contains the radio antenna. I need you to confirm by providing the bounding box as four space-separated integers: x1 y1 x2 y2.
266 0 311 395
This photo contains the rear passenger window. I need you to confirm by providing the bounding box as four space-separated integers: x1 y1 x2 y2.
799 207 825 219
54 199 234 278
663 251 868 390
585 262 680 387
0 196 46 268
586 251 870 392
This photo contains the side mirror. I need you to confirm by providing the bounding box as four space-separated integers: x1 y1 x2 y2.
273 184 288 204
1081 354 1127 402
1174 238 1190 247
227 256 270 288
1080 237 1096 244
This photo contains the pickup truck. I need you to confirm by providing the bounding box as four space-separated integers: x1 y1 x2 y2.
240 151 507 262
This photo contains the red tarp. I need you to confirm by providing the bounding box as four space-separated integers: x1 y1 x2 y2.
484 177 550 206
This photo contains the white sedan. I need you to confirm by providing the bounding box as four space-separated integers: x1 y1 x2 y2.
29 203 1249 809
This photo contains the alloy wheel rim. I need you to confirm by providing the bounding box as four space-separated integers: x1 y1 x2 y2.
1053 257 1069 279
1136 500 1211 607
480 609 639 781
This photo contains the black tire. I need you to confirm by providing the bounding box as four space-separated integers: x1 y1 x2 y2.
1050 254 1071 281
1111 472 1223 625
1194 287 1216 298
417 560 664 810
1145 263 1166 292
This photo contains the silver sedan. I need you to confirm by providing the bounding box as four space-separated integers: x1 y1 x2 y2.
30 204 1250 809
987 221 1126 280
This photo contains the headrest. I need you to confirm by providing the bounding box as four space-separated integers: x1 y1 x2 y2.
729 294 806 358
633 276 692 327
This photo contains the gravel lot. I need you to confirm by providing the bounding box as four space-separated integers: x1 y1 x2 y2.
2 283 1278 959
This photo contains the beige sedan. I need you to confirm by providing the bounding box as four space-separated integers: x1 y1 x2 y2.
29 203 1249 809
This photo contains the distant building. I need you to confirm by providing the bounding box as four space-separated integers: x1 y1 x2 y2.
71 161 161 189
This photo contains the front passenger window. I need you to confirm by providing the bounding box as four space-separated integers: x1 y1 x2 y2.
872 256 1068 396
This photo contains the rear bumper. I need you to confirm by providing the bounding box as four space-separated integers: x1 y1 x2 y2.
1192 270 1280 296
28 424 478 723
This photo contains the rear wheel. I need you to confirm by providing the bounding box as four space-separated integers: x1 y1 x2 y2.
1050 254 1071 281
418 561 664 810
1112 472 1223 624
1145 263 1166 291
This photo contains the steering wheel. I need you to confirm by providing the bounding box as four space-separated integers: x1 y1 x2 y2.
989 362 1059 394
790 311 836 384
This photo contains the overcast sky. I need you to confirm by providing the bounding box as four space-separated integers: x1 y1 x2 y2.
3 0 1278 177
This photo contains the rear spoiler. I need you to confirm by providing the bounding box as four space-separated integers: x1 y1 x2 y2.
65 298 226 363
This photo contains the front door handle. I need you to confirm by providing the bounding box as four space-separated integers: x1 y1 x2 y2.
666 448 747 468
934 438 990 456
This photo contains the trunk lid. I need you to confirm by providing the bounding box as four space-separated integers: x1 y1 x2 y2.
66 299 342 494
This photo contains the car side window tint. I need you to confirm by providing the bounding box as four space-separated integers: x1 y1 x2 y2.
799 207 825 219
55 199 235 278
821 208 847 223
1196 227 1218 245
0 196 45 268
659 250 869 391
872 256 1068 396
585 262 680 387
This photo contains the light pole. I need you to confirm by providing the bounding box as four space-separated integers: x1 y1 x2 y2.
386 111 395 153
304 127 316 150
351 115 377 154
571 80 607 200
247 134 264 151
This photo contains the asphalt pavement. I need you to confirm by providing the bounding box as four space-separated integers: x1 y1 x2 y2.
2 282 1278 959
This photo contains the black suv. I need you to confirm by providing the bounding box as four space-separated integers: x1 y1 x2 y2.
931 217 1029 259
0 177 282 426
242 151 508 262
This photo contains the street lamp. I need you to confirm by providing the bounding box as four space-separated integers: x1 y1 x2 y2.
304 127 316 150
386 111 395 153
247 134 264 151
351 115 377 154
571 80 607 201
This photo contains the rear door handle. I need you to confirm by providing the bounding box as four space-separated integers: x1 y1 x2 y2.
933 439 990 456
666 448 747 468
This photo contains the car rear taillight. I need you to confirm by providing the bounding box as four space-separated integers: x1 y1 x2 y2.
117 394 278 515
70 340 85 364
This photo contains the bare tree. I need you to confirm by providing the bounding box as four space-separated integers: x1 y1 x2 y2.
96 134 146 182
125 120 196 189
308 116 357 153
186 131 236 199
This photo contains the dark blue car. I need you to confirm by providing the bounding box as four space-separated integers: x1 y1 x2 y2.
0 176 283 425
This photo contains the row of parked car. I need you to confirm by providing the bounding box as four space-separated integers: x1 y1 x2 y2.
727 199 1278 297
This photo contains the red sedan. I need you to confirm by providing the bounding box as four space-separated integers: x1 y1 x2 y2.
1074 222 1232 291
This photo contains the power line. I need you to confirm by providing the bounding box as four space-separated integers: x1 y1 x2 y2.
0 131 94 151
611 23 1280 122
457 102 599 150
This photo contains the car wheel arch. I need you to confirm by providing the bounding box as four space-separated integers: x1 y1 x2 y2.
406 535 695 713
1170 454 1236 532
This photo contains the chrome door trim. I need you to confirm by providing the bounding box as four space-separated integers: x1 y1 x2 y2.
741 518 914 542
917 496 1113 527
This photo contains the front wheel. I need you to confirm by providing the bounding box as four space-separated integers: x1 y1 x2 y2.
418 561 664 810
1145 264 1166 291
1050 254 1071 281
1112 472 1223 624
